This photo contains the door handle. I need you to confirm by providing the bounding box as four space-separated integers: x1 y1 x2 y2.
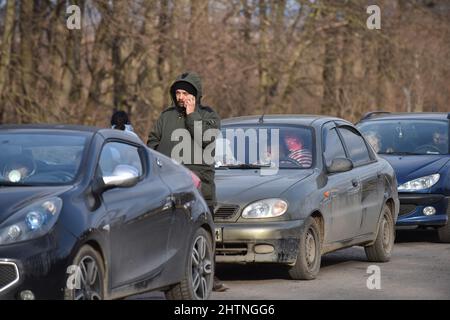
352 179 359 188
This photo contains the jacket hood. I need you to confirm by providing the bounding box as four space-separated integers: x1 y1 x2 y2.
170 72 203 107
380 154 450 184
0 186 72 224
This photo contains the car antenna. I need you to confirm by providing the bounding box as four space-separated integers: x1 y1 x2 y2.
258 113 265 124
259 102 271 124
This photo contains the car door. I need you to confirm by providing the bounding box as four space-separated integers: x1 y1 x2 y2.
98 141 174 288
338 124 382 237
155 157 197 263
322 123 362 243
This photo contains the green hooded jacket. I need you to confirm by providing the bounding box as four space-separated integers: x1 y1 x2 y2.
147 72 221 206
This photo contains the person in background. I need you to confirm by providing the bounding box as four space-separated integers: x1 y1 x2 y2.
111 110 138 137
283 132 313 168
432 129 449 154
364 131 382 153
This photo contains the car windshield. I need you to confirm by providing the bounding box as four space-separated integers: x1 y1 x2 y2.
215 125 314 169
358 120 449 155
0 133 88 186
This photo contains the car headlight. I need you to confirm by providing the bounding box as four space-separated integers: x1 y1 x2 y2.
0 197 62 245
398 174 440 191
242 199 288 219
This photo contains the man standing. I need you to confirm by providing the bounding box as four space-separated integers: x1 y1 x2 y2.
147 72 227 291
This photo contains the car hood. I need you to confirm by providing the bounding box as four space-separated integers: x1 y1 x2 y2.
0 186 72 224
379 154 450 184
215 169 314 204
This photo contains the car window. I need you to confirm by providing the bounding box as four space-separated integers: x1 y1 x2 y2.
98 142 143 177
338 127 371 166
323 128 347 167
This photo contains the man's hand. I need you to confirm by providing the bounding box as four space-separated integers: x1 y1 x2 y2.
185 95 196 115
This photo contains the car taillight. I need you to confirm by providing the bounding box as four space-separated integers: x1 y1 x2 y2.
190 171 202 190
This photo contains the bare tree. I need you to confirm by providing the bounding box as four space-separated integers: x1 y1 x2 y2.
0 0 449 135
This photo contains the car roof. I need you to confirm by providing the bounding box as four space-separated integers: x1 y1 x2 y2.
359 112 450 122
97 129 143 144
0 124 100 133
222 114 348 127
0 124 143 144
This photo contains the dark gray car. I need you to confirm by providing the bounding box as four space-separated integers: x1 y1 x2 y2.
0 125 214 300
214 115 399 280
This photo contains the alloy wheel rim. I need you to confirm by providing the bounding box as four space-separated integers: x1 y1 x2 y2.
191 235 212 300
74 256 102 300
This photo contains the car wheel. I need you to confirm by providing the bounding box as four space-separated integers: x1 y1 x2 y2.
288 217 321 280
64 245 106 300
165 228 214 300
437 218 450 243
365 204 395 262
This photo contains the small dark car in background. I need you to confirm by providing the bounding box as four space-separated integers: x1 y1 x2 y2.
0 125 214 300
357 112 450 242
214 115 399 280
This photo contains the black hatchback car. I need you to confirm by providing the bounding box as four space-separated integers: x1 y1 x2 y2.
0 125 215 300
214 115 399 280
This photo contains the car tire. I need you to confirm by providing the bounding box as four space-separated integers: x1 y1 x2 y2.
165 228 214 300
437 218 450 243
64 245 106 300
288 217 321 280
365 204 395 262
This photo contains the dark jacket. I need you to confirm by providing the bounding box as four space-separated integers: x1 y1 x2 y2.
147 72 221 206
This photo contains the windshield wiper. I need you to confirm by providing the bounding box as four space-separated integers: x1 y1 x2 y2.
219 164 271 169
0 181 35 187
380 151 421 156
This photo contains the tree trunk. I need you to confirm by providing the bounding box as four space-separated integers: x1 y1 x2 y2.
413 53 424 112
157 0 169 82
19 0 34 97
188 0 209 62
337 27 353 120
112 1 127 110
258 0 270 111
69 0 83 103
0 0 16 123
321 33 338 116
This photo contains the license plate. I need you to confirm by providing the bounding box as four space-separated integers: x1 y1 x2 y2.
215 228 223 242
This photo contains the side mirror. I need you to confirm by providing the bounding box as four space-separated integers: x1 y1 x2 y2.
326 158 353 174
102 165 140 188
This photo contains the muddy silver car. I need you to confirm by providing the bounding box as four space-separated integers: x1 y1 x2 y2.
214 115 399 280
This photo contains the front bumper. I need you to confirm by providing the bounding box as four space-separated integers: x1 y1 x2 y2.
0 231 73 300
215 219 304 264
396 194 449 227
